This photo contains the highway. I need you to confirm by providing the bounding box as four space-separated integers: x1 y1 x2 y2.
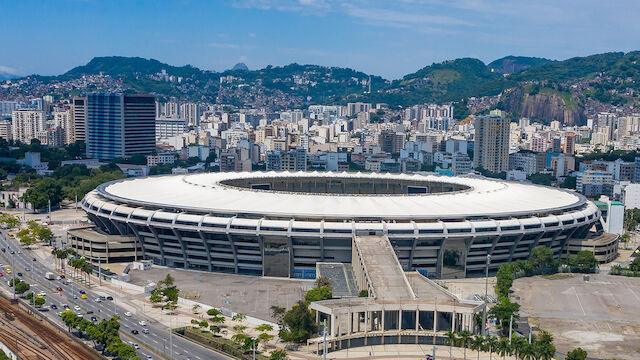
0 230 231 360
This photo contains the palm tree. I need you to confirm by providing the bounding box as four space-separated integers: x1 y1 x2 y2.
470 335 485 360
457 330 472 360
496 338 511 360
444 330 457 360
534 341 555 360
519 343 535 360
511 337 526 360
485 336 498 360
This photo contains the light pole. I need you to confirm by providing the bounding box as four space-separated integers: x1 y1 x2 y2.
482 254 491 336
323 318 327 360
169 317 173 359
252 337 257 360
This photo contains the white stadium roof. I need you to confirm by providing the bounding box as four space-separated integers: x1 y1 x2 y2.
97 171 585 220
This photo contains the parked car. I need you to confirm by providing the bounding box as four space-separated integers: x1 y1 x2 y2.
124 312 132 317
138 320 146 326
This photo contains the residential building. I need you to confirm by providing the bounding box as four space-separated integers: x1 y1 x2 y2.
72 96 87 142
11 109 45 143
473 115 509 173
156 118 187 140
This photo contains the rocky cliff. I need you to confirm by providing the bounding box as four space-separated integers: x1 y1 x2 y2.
500 87 585 125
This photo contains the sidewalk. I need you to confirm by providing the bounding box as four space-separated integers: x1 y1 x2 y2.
288 344 515 360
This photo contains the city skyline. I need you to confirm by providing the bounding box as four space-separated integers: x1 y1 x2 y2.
1 0 640 79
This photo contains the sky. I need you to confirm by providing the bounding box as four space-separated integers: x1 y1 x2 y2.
1 0 639 79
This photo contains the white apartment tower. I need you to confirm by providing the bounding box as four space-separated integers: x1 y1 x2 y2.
11 109 45 143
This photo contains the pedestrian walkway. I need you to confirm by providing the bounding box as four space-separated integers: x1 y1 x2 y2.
288 344 515 360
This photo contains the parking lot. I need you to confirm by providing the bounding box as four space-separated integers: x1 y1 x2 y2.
513 274 640 359
128 266 313 321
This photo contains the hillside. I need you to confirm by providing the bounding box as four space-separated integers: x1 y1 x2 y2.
488 56 555 74
363 58 513 106
4 51 640 120
63 56 206 79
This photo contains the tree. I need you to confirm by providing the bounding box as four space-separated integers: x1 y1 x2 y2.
314 276 332 289
529 247 556 274
470 335 485 360
629 257 640 272
566 347 588 360
207 308 226 324
304 286 332 303
496 338 511 360
14 280 30 293
489 297 520 336
209 325 221 334
35 227 54 244
444 330 457 360
258 332 274 347
269 349 287 360
0 213 20 228
358 289 368 297
485 336 498 360
457 330 472 360
270 306 285 327
568 250 599 273
22 178 63 209
190 319 200 328
256 324 274 332
17 228 36 246
232 313 247 322
192 304 202 314
34 295 45 307
278 301 316 343
233 324 247 333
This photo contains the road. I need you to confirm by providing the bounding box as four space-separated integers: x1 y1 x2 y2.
0 230 231 360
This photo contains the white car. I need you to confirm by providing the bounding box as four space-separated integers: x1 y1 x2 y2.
94 298 102 303
146 356 153 360
38 291 46 297
142 328 149 334
65 279 72 284
124 312 132 317
138 320 146 326
56 276 61 280
74 306 81 311
133 343 140 350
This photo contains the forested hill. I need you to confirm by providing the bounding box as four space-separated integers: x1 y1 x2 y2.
8 51 640 117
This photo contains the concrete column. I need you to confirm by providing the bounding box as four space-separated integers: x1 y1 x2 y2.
415 309 419 331
330 314 336 337
452 311 456 332
349 312 353 335
433 310 438 332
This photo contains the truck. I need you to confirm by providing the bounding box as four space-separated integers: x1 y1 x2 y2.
45 272 55 280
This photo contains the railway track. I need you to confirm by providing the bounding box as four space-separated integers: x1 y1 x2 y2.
0 295 102 360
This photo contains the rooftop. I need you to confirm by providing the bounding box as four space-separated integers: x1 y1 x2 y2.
97 171 585 220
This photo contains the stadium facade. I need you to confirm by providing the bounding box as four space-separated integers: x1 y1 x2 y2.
80 171 603 279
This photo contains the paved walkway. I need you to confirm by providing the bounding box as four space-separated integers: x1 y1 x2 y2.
288 344 515 360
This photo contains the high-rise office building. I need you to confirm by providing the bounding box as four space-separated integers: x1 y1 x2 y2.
11 109 45 143
473 115 510 173
72 96 87 143
86 93 156 160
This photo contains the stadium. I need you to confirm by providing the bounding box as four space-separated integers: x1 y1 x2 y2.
79 171 604 279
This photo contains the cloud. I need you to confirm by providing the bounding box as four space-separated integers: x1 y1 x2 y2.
249 32 256 38
0 65 19 75
207 42 257 50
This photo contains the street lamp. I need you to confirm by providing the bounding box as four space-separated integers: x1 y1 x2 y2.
482 254 491 336
252 337 257 360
